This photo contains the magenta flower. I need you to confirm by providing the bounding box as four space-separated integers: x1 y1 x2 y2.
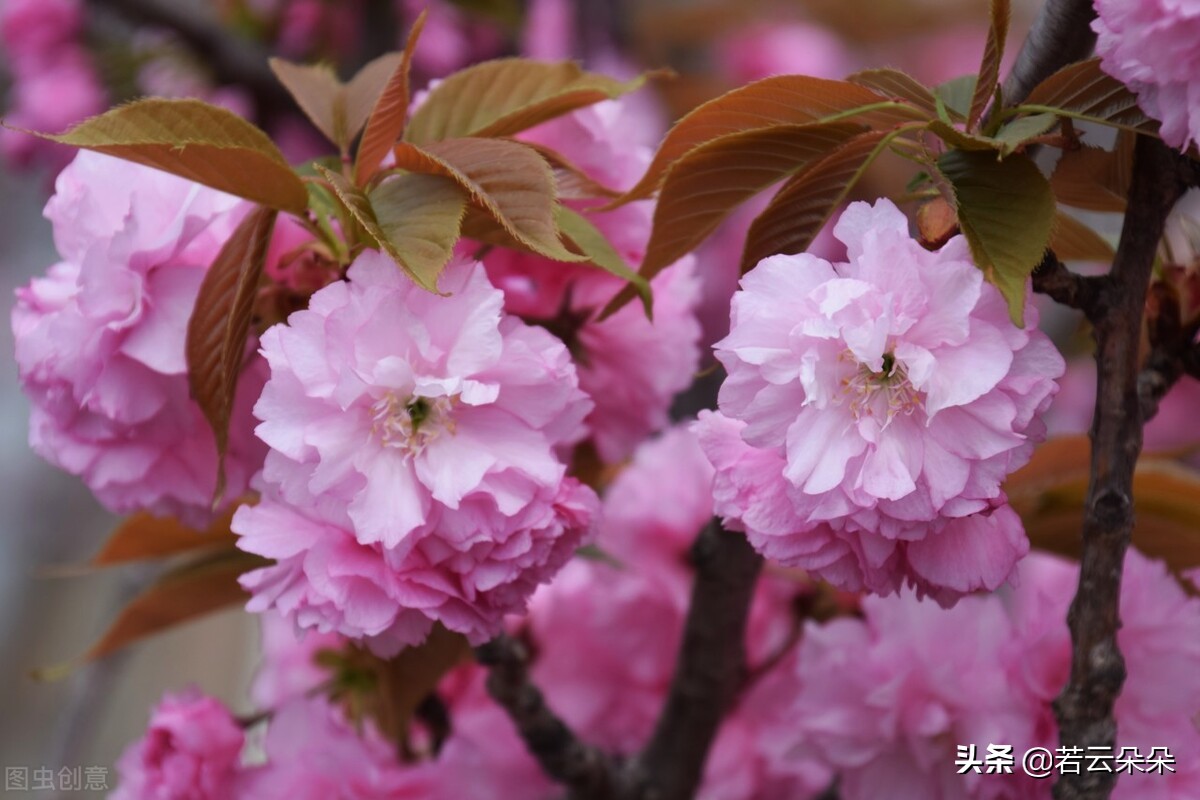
111 690 245 800
11 152 267 525
1093 0 1200 151
234 252 598 653
699 199 1063 602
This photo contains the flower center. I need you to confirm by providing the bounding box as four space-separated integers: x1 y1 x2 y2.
838 350 920 425
370 392 456 454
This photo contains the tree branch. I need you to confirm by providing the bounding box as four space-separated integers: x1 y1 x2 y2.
1052 136 1189 800
474 634 618 800
1031 250 1104 312
621 520 764 800
1001 0 1097 107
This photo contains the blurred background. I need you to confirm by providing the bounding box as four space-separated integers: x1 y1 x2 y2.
0 0 1061 794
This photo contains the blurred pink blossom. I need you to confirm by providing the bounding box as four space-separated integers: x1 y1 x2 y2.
1093 0 1200 151
12 152 267 525
717 21 855 84
1044 358 1200 458
111 690 245 800
239 697 436 799
251 612 343 709
775 549 1200 799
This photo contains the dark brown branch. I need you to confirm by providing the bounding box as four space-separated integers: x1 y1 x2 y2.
1001 0 1097 107
1031 250 1104 312
1052 136 1189 800
87 0 293 117
474 634 618 800
621 520 764 800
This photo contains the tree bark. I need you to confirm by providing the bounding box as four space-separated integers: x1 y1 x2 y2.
1051 136 1188 800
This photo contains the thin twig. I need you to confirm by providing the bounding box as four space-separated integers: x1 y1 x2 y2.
1031 250 1104 312
1052 135 1189 800
474 634 618 800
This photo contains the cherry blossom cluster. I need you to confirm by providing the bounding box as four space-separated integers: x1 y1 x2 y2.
699 198 1063 604
111 544 1200 798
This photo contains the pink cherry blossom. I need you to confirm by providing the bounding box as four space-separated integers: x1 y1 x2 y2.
251 612 344 709
239 697 435 800
779 586 1041 800
11 152 267 525
482 101 701 463
700 198 1062 602
111 690 245 800
779 550 1200 799
526 427 821 796
234 251 598 653
1093 0 1200 151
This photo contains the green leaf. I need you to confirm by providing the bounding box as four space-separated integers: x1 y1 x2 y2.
1017 57 1157 133
927 119 1001 151
316 165 452 291
355 12 427 185
391 137 585 263
404 59 650 145
33 548 263 680
369 172 469 289
33 99 308 213
905 170 933 193
639 121 865 278
993 112 1058 155
186 206 278 502
968 0 1010 130
619 75 927 202
1050 210 1115 262
937 149 1055 326
847 68 938 118
934 75 977 121
555 206 652 316
739 128 900 272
